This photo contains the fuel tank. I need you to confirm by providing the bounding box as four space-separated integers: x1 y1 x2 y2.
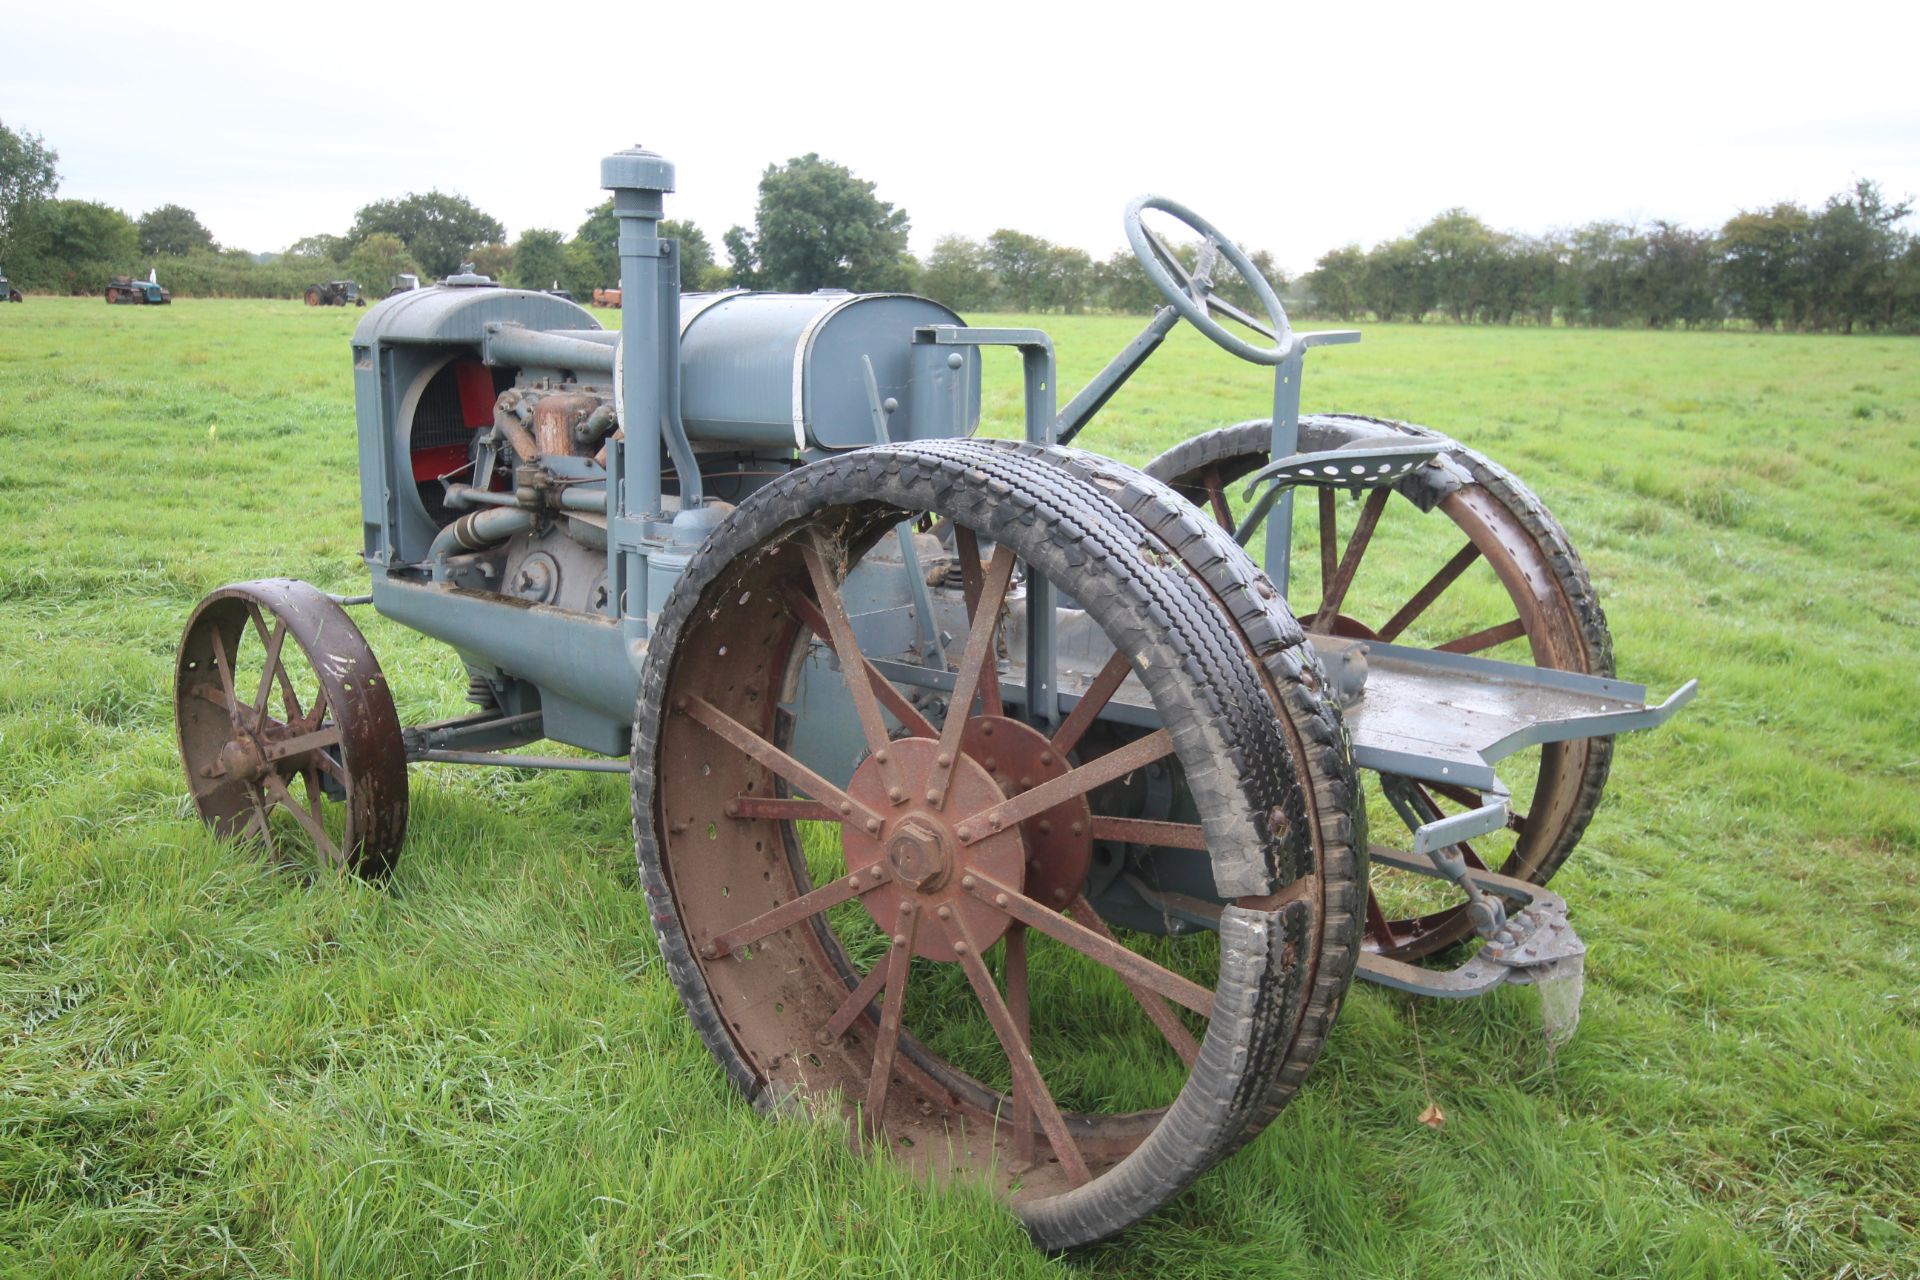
678 290 983 450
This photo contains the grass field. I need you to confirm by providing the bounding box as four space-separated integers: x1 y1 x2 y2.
2 297 1917 1278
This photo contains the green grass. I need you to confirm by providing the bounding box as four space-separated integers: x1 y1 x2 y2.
3 298 1918 1278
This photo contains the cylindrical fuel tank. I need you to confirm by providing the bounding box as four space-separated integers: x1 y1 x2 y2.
678 291 982 450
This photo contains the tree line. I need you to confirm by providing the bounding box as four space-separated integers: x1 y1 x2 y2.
4 116 1915 332
1299 186 1919 333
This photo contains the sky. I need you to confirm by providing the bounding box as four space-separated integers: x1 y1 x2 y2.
7 0 1918 276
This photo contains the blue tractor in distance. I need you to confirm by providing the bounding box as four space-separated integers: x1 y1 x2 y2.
172 145 1694 1249
105 271 170 304
0 268 21 302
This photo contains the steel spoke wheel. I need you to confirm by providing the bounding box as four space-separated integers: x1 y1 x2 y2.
634 443 1360 1249
1148 415 1614 961
175 579 408 875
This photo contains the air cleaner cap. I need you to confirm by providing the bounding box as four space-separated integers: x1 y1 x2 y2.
601 145 675 194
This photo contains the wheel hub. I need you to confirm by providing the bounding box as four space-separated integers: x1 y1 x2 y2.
885 818 952 891
217 735 269 783
842 737 1028 961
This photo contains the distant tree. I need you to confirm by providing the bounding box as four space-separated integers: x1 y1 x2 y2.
1718 203 1810 330
1511 236 1567 326
720 225 758 288
560 240 601 299
1889 238 1920 332
509 228 568 290
1097 249 1163 314
1212 247 1288 318
1564 222 1641 327
349 191 504 279
344 233 419 293
1304 244 1367 318
1048 244 1094 313
0 119 59 267
660 218 716 290
1804 180 1911 332
985 229 1055 311
1638 221 1719 328
749 154 913 292
468 241 513 282
138 203 216 257
18 199 137 293
285 233 348 264
1361 238 1434 322
577 198 618 285
1410 209 1505 322
921 234 995 309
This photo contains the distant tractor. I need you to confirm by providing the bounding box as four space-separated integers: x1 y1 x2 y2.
385 273 421 298
306 280 366 307
592 286 620 307
106 272 171 305
0 269 21 303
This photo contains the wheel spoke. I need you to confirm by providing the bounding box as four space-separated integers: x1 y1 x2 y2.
245 603 305 723
725 795 843 823
251 617 291 724
1376 542 1483 643
864 902 918 1133
1202 466 1233 531
240 795 276 855
678 695 883 831
1049 651 1132 759
928 534 1016 809
1004 924 1035 1164
703 864 891 959
303 683 332 732
784 589 935 738
1201 290 1279 342
309 746 348 788
1364 889 1400 949
953 528 1008 720
1437 617 1526 655
1069 895 1200 1067
1313 487 1390 631
801 537 905 802
963 873 1214 1017
259 725 343 763
1087 815 1208 850
1144 228 1192 290
943 915 1090 1186
206 627 248 736
262 770 344 867
825 949 896 1042
957 730 1173 845
301 765 326 827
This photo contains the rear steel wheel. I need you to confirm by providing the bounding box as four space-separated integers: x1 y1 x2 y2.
1148 416 1613 961
175 579 408 875
634 443 1360 1249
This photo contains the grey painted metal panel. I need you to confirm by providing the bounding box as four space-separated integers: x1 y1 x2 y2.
677 292 981 450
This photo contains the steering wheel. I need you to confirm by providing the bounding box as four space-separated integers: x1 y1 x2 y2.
1125 195 1294 365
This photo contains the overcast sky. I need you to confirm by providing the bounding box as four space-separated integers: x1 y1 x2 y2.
8 0 1917 275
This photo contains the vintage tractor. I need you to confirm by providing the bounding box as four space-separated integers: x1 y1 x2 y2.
174 146 1693 1249
0 268 21 302
305 280 366 307
106 271 170 304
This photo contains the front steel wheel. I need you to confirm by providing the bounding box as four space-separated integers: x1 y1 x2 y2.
633 442 1361 1248
175 579 408 875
